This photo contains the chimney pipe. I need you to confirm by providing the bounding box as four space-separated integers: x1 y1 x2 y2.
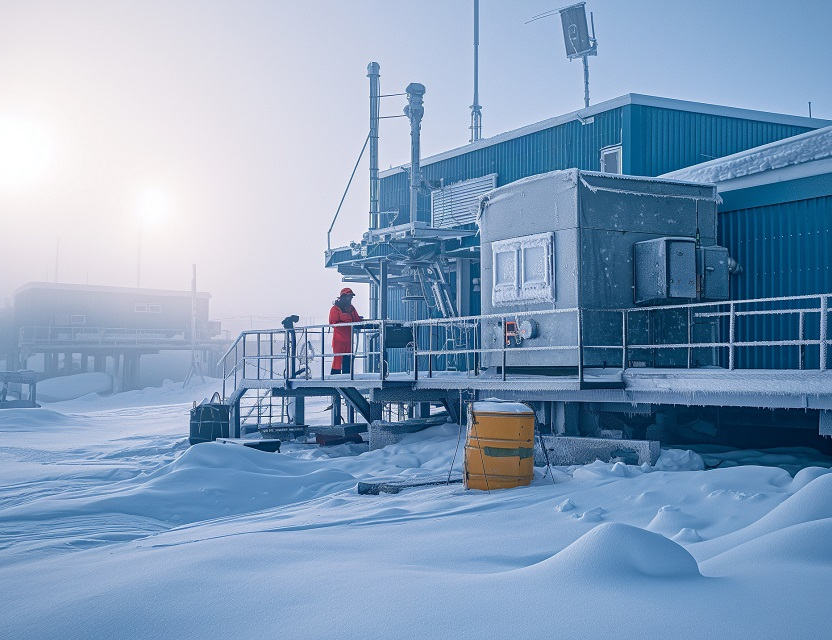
404 82 426 225
367 62 381 228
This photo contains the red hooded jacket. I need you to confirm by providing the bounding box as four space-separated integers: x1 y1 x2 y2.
329 303 362 353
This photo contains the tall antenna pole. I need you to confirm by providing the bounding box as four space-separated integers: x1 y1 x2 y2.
582 54 590 108
368 62 381 228
183 263 205 387
470 0 482 142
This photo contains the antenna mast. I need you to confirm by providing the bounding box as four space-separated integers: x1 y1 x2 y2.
470 0 482 142
558 2 598 109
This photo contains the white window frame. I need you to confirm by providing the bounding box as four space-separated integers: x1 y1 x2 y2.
601 144 623 174
147 304 162 314
69 314 86 325
491 232 555 306
135 304 148 313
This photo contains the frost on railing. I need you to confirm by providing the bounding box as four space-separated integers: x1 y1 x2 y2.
220 294 831 399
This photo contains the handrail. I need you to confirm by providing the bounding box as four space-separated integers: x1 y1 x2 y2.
221 293 832 402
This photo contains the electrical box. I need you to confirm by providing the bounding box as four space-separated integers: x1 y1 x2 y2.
634 237 697 305
698 245 730 301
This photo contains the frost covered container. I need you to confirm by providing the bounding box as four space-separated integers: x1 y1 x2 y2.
478 169 725 371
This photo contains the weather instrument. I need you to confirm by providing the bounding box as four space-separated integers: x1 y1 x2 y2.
560 2 597 108
528 2 599 108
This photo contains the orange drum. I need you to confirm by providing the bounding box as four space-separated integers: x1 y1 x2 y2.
464 401 535 491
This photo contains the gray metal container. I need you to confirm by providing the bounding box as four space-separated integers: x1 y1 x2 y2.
478 169 724 371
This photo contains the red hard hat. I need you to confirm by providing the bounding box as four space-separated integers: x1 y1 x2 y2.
340 287 355 296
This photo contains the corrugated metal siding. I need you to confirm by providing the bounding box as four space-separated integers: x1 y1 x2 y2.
379 107 624 226
431 174 497 228
719 195 832 368
628 105 814 177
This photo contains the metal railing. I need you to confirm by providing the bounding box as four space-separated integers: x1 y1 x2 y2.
19 325 198 346
221 320 386 400
220 294 831 400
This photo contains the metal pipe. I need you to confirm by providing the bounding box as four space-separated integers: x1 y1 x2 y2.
799 310 805 370
404 83 426 224
582 54 590 108
368 62 381 228
729 303 736 370
821 295 828 371
470 0 482 142
379 260 388 321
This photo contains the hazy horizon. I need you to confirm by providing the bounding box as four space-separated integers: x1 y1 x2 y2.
2 0 830 334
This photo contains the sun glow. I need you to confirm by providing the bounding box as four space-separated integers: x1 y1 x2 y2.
135 187 171 227
0 116 54 192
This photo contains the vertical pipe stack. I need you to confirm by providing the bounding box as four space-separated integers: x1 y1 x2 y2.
367 62 381 229
404 83 426 225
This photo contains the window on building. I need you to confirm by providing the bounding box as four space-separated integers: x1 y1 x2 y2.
135 304 147 313
491 232 555 306
147 304 162 314
601 145 622 174
70 315 86 325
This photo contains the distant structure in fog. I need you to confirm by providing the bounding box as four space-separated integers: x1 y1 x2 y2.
0 283 229 391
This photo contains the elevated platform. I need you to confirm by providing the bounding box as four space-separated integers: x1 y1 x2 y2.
230 368 832 411
217 293 832 438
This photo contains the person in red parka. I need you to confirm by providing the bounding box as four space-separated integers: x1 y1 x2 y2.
329 287 363 374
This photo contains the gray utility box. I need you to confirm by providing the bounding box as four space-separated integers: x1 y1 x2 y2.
478 169 729 372
635 238 729 304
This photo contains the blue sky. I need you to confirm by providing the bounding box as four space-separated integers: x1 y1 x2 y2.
1 0 830 326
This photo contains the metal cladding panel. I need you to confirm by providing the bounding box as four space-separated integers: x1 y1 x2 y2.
431 174 497 228
719 194 832 368
378 107 624 227
627 105 814 177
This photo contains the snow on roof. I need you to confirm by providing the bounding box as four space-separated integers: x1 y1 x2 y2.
14 281 211 299
380 94 831 178
661 125 832 189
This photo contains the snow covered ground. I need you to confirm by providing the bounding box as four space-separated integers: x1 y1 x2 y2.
1 379 831 639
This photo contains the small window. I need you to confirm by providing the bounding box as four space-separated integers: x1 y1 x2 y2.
601 144 622 174
494 249 517 287
492 232 555 306
70 314 86 325
135 304 148 313
522 245 547 285
147 304 162 314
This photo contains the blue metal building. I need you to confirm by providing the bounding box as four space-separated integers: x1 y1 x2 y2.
328 93 829 333
665 126 832 368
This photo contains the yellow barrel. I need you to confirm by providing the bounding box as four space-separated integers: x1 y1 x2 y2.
464 401 535 491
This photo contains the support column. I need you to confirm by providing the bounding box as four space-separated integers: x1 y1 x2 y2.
331 394 342 426
555 402 580 436
369 401 383 423
294 396 305 426
113 354 122 393
455 258 472 317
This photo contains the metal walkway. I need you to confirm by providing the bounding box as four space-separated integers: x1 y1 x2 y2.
218 293 832 435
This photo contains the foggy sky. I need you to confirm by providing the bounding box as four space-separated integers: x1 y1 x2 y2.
1 0 830 334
